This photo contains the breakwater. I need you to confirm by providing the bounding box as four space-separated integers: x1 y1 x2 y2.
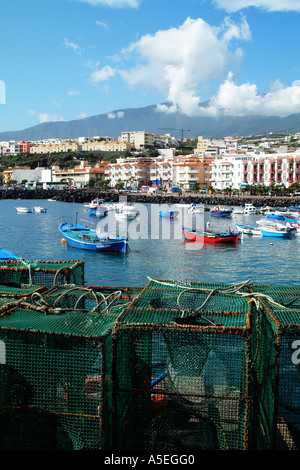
1 187 299 208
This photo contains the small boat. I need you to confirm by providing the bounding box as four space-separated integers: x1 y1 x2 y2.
58 221 128 253
236 224 262 236
88 206 108 217
34 206 47 213
256 219 294 238
243 203 257 214
232 207 244 215
159 210 179 219
84 198 106 209
115 205 139 220
187 204 204 214
16 207 33 213
260 227 292 238
0 248 18 261
210 206 232 217
182 227 240 243
265 211 285 220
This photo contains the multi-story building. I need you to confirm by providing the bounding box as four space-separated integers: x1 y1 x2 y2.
30 140 80 154
52 162 106 188
81 139 131 153
210 151 300 190
173 155 213 190
105 156 154 187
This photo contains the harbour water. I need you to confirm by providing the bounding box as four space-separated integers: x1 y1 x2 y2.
1 198 299 288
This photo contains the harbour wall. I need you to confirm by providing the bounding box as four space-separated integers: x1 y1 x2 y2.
0 188 299 208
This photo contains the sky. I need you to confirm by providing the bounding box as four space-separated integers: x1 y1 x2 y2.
1 0 300 133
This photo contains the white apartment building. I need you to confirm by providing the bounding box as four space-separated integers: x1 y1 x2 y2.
119 131 179 150
210 152 300 190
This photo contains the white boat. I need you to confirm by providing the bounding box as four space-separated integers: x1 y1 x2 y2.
256 218 296 237
236 224 262 236
84 198 106 209
34 206 47 213
243 203 257 214
187 204 204 214
16 207 33 213
232 207 244 214
115 207 139 220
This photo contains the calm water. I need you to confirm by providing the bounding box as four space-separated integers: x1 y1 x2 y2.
1 198 299 288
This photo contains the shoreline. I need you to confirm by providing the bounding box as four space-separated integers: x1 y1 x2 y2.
1 188 299 208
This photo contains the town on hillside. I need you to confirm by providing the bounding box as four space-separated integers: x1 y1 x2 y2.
0 130 300 195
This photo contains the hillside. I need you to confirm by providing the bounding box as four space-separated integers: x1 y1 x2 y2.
1 103 300 141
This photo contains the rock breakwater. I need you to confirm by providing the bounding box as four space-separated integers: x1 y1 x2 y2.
0 188 299 209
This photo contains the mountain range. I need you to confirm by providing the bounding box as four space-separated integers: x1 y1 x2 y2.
1 103 300 142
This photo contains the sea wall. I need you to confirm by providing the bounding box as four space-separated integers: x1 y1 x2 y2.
0 188 299 208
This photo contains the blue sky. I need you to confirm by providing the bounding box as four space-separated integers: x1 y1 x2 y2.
1 0 300 133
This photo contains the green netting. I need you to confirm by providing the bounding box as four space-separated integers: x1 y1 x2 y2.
0 284 46 298
110 278 277 451
0 259 84 289
0 305 116 450
250 285 300 450
1 274 298 451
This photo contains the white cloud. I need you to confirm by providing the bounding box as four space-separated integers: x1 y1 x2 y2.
89 65 117 82
198 73 300 117
38 113 64 123
28 109 64 123
212 0 300 12
64 37 82 54
107 111 124 118
116 16 251 116
96 20 108 28
68 90 80 95
74 0 141 7
76 113 87 119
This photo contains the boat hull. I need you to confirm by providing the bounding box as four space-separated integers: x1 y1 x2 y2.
59 223 127 253
236 224 262 236
210 211 232 218
260 229 291 238
182 228 240 243
159 211 179 219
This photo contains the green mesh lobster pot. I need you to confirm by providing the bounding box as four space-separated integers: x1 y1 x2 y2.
0 286 125 450
249 284 300 450
110 279 277 451
0 259 85 289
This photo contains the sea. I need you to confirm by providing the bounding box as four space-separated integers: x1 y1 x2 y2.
1 198 299 288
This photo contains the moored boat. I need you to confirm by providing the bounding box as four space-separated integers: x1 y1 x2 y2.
243 203 257 214
16 207 33 213
236 224 262 236
34 206 47 213
187 204 204 214
159 210 179 219
182 227 240 243
210 206 232 217
58 221 128 253
88 206 108 217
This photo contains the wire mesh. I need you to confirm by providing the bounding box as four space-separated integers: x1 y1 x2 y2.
0 259 84 289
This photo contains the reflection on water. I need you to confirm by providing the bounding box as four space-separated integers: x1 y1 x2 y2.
0 199 299 288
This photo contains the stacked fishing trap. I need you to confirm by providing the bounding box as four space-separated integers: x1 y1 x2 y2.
0 260 299 451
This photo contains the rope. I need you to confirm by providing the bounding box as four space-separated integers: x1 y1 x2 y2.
15 258 40 285
146 277 290 324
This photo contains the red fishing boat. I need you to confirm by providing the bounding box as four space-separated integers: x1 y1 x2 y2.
182 227 240 243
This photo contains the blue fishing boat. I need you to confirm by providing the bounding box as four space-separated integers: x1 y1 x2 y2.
210 206 232 217
88 206 108 217
260 227 292 238
58 221 128 253
0 248 18 261
159 210 179 219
